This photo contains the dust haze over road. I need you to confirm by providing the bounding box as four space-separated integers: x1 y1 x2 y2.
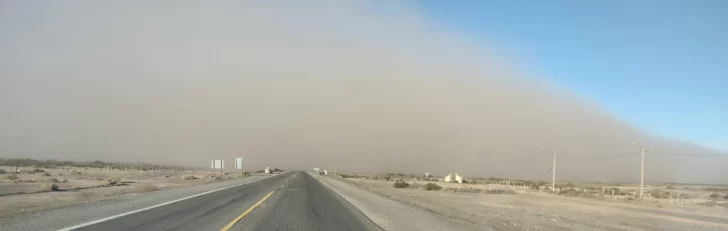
1 1 725 184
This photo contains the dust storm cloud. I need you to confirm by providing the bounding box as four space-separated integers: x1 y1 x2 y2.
1 1 725 184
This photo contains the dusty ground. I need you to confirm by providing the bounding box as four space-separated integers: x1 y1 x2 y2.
337 177 728 231
0 165 247 217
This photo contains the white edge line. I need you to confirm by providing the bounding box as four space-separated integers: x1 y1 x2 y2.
57 176 269 231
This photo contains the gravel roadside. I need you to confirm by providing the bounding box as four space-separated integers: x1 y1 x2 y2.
311 173 490 231
0 174 276 231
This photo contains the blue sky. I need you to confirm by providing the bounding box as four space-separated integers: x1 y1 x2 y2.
417 0 727 151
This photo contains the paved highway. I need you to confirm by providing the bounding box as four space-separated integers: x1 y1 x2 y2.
67 171 381 231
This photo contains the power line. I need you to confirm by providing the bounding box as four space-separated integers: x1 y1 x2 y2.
538 150 725 159
646 151 727 156
542 152 641 159
591 152 642 159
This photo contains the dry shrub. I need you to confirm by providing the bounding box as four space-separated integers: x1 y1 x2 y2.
41 172 51 176
137 183 159 192
180 175 197 180
99 178 119 187
651 191 669 199
49 177 59 183
424 183 443 191
393 180 409 188
39 183 59 192
71 170 82 175
483 189 517 195
0 169 6 174
5 174 19 180
449 187 482 193
62 178 69 183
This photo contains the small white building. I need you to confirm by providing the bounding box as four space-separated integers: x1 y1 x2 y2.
455 173 463 184
265 166 271 174
444 173 452 183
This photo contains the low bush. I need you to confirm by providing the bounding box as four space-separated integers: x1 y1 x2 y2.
180 175 197 180
340 174 359 179
724 194 728 200
5 174 19 180
651 191 670 199
710 193 720 200
38 183 59 192
424 183 442 191
41 172 51 176
448 187 481 193
0 169 6 174
99 178 118 187
483 189 517 195
393 180 409 188
62 178 69 183
559 188 582 196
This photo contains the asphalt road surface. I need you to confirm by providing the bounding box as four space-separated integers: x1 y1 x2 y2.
69 171 381 231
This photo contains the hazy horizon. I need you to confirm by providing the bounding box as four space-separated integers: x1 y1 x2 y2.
2 1 726 184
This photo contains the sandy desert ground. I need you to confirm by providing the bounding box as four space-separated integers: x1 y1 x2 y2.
0 165 248 217
333 175 728 231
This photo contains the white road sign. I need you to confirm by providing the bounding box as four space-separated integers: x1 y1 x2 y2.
235 158 244 170
211 160 224 169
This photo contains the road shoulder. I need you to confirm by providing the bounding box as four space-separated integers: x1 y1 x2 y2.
311 172 486 231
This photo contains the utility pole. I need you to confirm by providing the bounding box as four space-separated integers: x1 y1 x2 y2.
633 142 645 199
542 147 557 193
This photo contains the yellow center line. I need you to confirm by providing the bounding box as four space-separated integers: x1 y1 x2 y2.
219 190 275 231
